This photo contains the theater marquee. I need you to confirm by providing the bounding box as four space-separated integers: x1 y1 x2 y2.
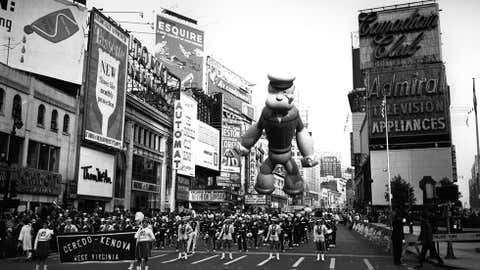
367 63 449 143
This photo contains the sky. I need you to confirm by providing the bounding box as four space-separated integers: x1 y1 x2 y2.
88 0 480 207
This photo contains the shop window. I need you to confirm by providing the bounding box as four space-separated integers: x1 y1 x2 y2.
51 109 58 132
62 114 70 134
27 140 60 172
37 104 45 127
0 87 5 114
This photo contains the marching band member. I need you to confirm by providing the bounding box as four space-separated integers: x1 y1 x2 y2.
313 219 328 261
266 217 282 260
135 219 155 270
33 221 54 270
177 218 192 260
219 218 234 260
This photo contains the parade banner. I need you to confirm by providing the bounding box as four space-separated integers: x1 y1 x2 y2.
172 93 197 176
57 232 135 263
155 15 204 89
0 0 88 84
84 9 128 149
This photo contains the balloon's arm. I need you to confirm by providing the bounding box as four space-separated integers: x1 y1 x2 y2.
296 128 314 157
240 123 263 149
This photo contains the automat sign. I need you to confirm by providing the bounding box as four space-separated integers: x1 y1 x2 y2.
358 3 441 69
367 63 449 141
172 93 197 177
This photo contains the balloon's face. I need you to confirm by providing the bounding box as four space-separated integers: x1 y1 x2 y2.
265 86 295 110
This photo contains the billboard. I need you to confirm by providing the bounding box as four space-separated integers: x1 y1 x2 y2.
195 121 220 171
370 148 453 205
367 63 449 146
155 15 204 89
221 121 242 173
172 93 197 176
0 0 88 84
77 147 114 198
84 9 128 149
206 57 253 112
245 194 267 205
358 3 441 69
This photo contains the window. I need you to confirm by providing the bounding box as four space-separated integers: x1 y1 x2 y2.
0 88 4 114
12 94 22 119
27 140 60 172
37 104 45 127
62 114 70 134
51 109 58 131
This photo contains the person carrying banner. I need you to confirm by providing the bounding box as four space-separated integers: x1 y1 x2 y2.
33 221 54 270
266 217 282 260
134 219 155 270
219 218 234 260
313 219 328 261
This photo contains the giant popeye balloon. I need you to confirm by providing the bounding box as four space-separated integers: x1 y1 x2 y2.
235 74 318 196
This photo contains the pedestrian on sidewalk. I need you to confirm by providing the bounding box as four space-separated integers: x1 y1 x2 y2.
134 219 155 270
313 219 328 261
33 221 54 270
417 214 444 267
391 210 405 266
219 218 234 260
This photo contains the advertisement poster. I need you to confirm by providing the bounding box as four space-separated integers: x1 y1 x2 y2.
155 15 204 89
84 9 128 149
172 93 197 177
195 121 220 171
245 194 267 205
206 57 252 103
0 0 88 84
57 232 135 263
77 147 114 198
221 121 242 173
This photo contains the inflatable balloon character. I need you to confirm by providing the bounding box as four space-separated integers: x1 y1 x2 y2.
235 74 318 196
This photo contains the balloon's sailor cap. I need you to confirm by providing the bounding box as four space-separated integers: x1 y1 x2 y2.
268 73 296 91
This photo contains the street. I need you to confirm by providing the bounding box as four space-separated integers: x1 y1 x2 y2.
0 226 448 270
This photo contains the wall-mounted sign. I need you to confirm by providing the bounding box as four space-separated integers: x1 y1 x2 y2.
216 172 240 187
77 147 114 198
189 190 226 202
84 9 128 149
195 121 220 171
207 57 252 112
155 15 204 89
245 194 267 205
13 168 62 196
358 3 441 69
367 63 449 145
132 180 160 193
172 93 197 176
176 175 190 201
0 0 88 84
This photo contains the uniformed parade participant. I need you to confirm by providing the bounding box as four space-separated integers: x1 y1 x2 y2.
135 219 155 270
219 218 235 260
33 221 54 270
266 217 282 260
237 218 248 252
313 219 328 261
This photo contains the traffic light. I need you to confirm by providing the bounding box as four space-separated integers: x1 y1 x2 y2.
436 185 459 202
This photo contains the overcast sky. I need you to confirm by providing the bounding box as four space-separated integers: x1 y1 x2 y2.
88 0 480 207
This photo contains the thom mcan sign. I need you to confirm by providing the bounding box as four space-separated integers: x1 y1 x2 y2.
78 147 114 198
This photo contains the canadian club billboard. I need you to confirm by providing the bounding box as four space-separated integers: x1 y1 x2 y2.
367 63 450 147
358 3 441 69
84 9 128 149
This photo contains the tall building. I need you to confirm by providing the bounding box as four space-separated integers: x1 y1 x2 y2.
320 155 342 178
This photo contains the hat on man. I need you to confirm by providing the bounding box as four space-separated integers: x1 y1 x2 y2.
267 73 296 91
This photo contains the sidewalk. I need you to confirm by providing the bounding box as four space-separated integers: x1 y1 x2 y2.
371 223 480 269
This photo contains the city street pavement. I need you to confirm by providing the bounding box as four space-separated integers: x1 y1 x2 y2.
0 225 451 270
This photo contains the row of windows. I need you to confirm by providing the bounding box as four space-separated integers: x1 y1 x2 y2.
133 124 162 152
0 88 70 134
